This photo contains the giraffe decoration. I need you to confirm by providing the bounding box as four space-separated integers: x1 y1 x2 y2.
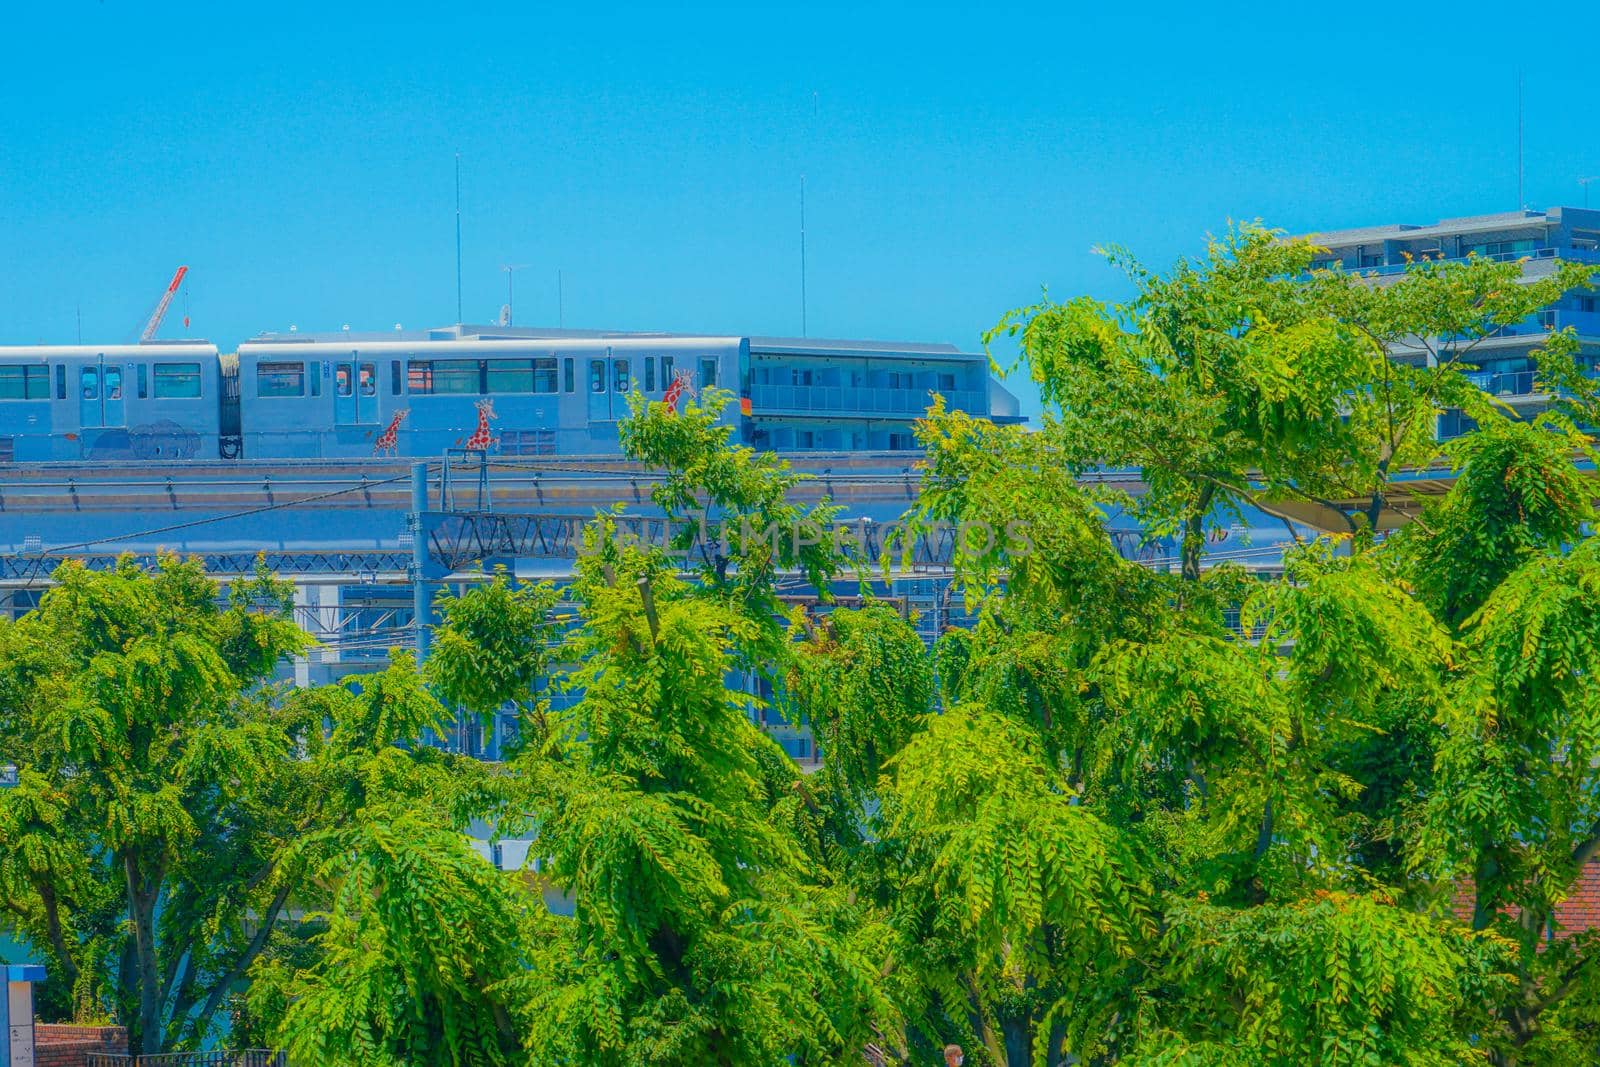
464 398 499 451
372 408 409 456
661 368 697 414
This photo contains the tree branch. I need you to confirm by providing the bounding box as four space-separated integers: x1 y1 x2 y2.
191 879 294 1042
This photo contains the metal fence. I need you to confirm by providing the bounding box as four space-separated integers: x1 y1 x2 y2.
88 1052 285 1067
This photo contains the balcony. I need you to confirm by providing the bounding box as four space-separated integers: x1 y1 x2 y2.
1322 245 1600 278
749 384 987 418
1463 369 1540 398
1448 309 1600 345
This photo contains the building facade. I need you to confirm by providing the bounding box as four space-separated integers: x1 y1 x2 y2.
1305 206 1600 438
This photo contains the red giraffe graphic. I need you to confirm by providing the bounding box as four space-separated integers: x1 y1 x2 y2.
464 398 498 450
372 408 409 456
661 368 697 414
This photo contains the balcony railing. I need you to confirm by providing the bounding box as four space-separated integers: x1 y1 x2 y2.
749 384 986 417
1463 369 1540 397
1321 245 1600 277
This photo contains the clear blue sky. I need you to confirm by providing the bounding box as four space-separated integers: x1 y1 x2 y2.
3 1 1597 421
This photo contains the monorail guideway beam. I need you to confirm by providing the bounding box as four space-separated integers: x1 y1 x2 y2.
418 510 965 577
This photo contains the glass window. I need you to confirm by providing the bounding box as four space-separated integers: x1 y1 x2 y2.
0 365 49 400
1465 238 1540 258
563 357 575 393
336 365 353 397
484 358 559 394
613 360 630 394
257 361 305 397
938 372 956 390
80 366 99 400
391 362 402 394
534 357 558 393
137 364 148 399
104 366 123 401
487 359 534 393
56 364 65 399
154 363 201 399
661 356 674 383
310 364 322 397
589 360 606 393
359 363 376 396
700 358 717 387
644 357 656 392
407 360 480 394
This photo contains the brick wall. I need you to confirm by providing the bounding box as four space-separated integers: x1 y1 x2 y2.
33 1024 128 1067
1453 859 1600 934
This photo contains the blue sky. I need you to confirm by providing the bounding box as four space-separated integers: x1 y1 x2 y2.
3 1 1597 420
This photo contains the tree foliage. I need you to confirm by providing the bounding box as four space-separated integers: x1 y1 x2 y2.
8 225 1600 1066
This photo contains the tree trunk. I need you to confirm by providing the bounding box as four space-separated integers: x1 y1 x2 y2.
124 849 164 1054
1180 489 1216 584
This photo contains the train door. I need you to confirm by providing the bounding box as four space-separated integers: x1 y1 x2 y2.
586 357 608 422
334 359 378 424
357 362 377 423
77 358 126 430
609 357 630 419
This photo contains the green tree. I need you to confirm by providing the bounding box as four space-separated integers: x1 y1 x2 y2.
0 557 307 1052
987 225 1598 575
425 569 562 750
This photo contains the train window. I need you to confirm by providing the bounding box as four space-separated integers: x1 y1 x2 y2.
80 367 99 400
310 364 322 397
105 366 123 401
359 364 376 397
488 358 560 395
407 359 479 394
154 363 202 398
589 360 606 393
534 358 557 393
644 357 655 392
563 358 575 393
336 365 353 397
137 365 148 399
488 359 534 393
700 358 717 388
661 356 674 384
390 362 402 395
257 362 306 397
613 360 630 394
56 364 66 400
0 365 49 400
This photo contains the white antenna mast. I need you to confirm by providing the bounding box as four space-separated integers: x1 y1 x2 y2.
799 90 818 337
1516 72 1525 209
501 264 528 326
455 153 463 324
800 175 807 337
1580 176 1600 210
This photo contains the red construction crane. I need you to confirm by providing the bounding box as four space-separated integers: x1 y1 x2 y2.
140 266 189 341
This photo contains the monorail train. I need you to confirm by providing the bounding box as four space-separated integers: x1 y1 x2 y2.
0 336 749 463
